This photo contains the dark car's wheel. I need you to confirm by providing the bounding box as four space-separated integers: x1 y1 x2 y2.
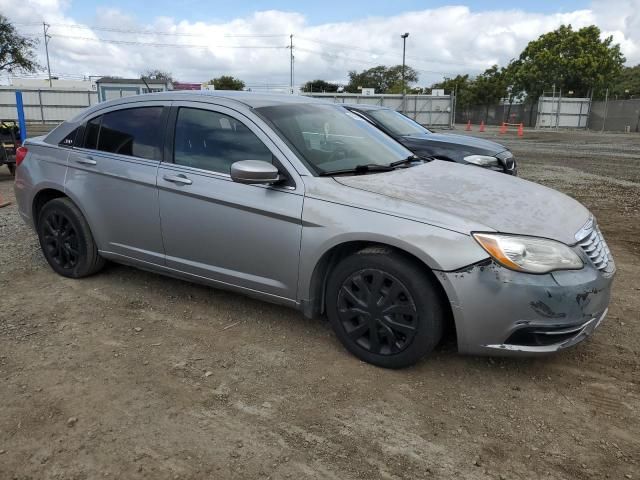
326 247 444 368
7 164 16 176
37 198 105 278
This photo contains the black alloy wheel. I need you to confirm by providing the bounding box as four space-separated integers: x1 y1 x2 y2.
41 211 80 270
37 197 105 278
326 247 444 369
337 268 418 355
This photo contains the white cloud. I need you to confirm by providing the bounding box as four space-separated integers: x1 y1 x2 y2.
1 0 638 88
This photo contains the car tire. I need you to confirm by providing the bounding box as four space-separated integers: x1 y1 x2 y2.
326 247 444 368
7 164 16 176
37 197 105 278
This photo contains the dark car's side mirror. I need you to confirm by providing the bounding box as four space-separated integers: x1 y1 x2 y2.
230 160 282 185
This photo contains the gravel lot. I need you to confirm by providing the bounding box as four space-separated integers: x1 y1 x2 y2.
1 128 639 480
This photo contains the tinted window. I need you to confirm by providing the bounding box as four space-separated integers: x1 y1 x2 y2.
85 116 101 150
59 126 82 148
96 107 164 160
174 108 272 174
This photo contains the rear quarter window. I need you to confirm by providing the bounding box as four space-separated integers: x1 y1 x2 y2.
58 126 84 148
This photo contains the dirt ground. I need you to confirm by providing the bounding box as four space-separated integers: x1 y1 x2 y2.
1 128 639 480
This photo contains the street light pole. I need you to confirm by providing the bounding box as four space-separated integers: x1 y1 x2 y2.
401 32 409 113
289 34 294 94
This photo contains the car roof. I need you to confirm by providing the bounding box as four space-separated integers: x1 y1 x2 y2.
95 90 328 111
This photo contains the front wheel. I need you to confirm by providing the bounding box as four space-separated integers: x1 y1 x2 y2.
37 197 105 278
326 247 444 368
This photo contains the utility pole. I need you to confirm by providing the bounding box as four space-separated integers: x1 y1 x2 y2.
289 34 294 94
401 32 409 113
43 22 52 88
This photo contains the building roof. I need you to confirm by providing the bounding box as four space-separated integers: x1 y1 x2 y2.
96 77 171 85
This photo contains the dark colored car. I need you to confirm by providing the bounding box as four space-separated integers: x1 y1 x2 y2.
344 104 517 175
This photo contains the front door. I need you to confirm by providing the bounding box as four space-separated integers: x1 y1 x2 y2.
157 103 304 301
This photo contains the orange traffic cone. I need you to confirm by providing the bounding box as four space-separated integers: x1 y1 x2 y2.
479 121 485 132
465 120 472 131
499 122 507 134
517 123 524 137
0 193 10 208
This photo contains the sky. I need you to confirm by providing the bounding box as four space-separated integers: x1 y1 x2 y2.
1 0 638 89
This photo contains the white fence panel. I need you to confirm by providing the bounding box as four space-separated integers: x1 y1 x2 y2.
536 96 591 128
303 93 454 127
0 87 98 123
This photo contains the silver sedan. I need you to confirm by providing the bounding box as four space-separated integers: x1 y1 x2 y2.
13 91 615 368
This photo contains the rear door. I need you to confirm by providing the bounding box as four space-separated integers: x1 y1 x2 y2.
157 102 304 300
65 103 168 265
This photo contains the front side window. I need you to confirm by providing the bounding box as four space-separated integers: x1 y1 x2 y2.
86 107 164 160
173 108 272 174
255 104 413 175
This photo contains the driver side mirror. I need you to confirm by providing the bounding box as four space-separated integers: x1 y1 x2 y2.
230 160 282 185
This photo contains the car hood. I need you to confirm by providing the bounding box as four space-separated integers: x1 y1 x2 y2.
402 132 506 156
334 160 589 245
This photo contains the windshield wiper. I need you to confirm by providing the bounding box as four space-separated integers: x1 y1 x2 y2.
318 163 396 176
388 155 423 168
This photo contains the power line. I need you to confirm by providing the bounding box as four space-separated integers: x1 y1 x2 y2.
19 22 288 38
50 34 289 49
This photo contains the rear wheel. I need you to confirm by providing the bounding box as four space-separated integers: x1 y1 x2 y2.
37 198 105 278
7 164 15 176
326 247 444 368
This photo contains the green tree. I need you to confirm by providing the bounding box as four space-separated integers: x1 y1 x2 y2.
210 75 245 91
610 64 640 99
301 79 340 93
141 69 173 82
471 65 510 120
432 74 474 109
511 24 625 102
0 14 39 74
345 65 418 94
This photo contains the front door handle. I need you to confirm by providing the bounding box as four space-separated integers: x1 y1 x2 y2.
163 174 192 185
75 157 97 166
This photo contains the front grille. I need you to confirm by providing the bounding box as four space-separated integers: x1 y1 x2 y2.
577 222 615 275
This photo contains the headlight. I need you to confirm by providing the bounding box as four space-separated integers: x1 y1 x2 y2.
472 233 584 274
464 154 500 167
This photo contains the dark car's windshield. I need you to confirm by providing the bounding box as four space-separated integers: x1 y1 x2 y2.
255 103 413 175
367 109 432 137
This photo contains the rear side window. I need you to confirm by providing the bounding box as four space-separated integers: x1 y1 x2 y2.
173 108 272 174
82 107 165 160
97 107 164 160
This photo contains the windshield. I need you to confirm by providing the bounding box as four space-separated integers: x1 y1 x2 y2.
255 103 413 175
367 109 432 137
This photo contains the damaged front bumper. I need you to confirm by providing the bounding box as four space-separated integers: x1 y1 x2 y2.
436 260 614 356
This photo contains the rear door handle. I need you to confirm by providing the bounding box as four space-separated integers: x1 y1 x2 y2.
163 174 192 185
75 156 97 166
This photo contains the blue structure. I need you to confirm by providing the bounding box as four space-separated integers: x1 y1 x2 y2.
15 91 26 143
